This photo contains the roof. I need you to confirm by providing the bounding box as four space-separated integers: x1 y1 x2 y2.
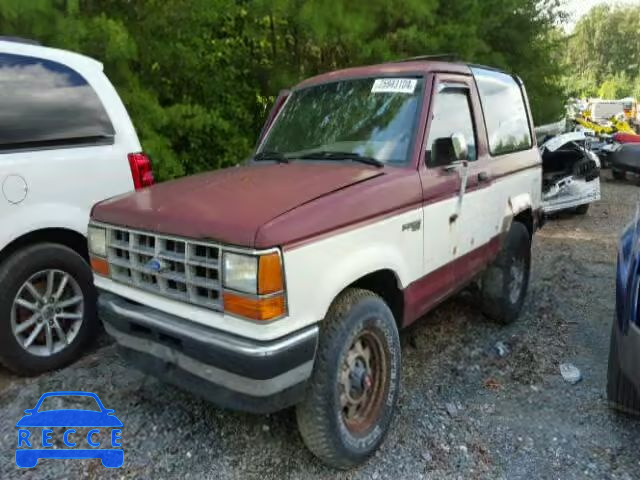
294 57 513 90
295 59 472 89
0 38 103 72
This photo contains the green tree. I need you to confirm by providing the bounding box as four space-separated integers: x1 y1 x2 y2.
1 0 569 179
564 4 640 99
598 73 633 100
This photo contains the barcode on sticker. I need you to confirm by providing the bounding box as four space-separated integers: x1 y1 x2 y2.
371 78 417 94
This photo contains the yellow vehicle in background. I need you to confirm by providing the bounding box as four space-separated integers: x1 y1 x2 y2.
574 98 639 135
580 115 636 134
580 99 639 133
621 97 638 122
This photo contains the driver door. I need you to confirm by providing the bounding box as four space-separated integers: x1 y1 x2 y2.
417 75 478 309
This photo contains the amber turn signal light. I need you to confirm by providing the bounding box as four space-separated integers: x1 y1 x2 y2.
223 292 285 321
258 252 284 295
90 256 110 277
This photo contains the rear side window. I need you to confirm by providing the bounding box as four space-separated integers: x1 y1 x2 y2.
0 53 114 151
472 68 532 156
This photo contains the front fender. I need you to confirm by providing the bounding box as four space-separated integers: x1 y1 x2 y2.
283 210 422 328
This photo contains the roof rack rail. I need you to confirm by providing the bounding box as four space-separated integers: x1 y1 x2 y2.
467 62 509 74
0 36 41 46
391 54 461 64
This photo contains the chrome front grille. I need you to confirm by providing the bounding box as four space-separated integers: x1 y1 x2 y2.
105 226 222 311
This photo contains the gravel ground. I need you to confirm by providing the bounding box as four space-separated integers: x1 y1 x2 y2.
2 172 640 479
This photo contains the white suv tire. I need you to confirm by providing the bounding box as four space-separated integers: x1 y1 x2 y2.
0 243 98 374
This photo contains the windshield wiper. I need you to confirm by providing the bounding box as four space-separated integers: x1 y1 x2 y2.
253 151 289 163
297 151 385 168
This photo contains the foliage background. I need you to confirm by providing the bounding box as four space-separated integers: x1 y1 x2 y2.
0 0 579 180
563 3 640 102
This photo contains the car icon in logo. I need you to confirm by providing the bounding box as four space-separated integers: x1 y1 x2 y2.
15 391 123 468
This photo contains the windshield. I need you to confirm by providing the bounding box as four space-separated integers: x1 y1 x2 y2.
38 395 101 412
259 77 424 165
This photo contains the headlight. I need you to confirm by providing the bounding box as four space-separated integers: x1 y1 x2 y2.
88 226 107 257
222 251 286 321
223 253 258 293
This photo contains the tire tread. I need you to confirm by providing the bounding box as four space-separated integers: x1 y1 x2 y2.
296 288 396 469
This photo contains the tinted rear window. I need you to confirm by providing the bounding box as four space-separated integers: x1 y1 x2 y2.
0 53 114 150
472 68 532 156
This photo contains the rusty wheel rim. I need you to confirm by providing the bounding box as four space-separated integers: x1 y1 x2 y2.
339 328 388 435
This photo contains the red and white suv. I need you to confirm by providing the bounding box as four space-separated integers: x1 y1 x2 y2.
0 38 152 374
88 58 543 468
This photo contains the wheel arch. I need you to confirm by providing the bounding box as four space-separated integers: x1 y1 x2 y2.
0 228 89 266
513 209 534 238
334 269 404 329
503 192 534 238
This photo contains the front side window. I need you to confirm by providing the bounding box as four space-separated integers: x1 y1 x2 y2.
426 87 477 167
260 77 424 165
472 68 532 156
0 53 114 151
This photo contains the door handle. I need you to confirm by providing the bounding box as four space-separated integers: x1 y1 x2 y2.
478 171 490 183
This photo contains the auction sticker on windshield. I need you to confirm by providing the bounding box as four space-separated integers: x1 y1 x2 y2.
371 78 417 94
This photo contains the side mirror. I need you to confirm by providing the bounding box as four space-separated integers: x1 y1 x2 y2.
430 133 468 167
451 133 469 161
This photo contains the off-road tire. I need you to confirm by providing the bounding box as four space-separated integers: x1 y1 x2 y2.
574 203 590 215
612 169 626 180
479 221 531 325
607 321 640 415
296 288 401 469
0 243 98 375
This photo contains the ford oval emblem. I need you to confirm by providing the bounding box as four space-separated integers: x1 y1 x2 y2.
145 258 163 272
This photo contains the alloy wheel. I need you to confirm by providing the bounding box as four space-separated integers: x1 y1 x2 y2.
10 269 84 357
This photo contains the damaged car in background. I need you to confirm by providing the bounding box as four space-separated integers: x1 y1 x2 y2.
540 131 601 215
609 142 640 181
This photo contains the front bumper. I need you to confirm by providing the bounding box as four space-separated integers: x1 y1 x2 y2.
99 292 318 414
542 178 600 214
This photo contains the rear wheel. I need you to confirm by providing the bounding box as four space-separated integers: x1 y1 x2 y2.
296 288 400 469
0 243 98 375
607 322 640 415
479 221 531 325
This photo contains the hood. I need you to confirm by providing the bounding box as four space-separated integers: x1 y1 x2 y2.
92 162 385 247
540 131 587 153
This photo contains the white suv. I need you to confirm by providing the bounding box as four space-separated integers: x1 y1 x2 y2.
0 38 153 374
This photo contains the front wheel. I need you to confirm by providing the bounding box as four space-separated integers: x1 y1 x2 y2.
479 221 531 325
0 243 98 375
296 288 401 469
